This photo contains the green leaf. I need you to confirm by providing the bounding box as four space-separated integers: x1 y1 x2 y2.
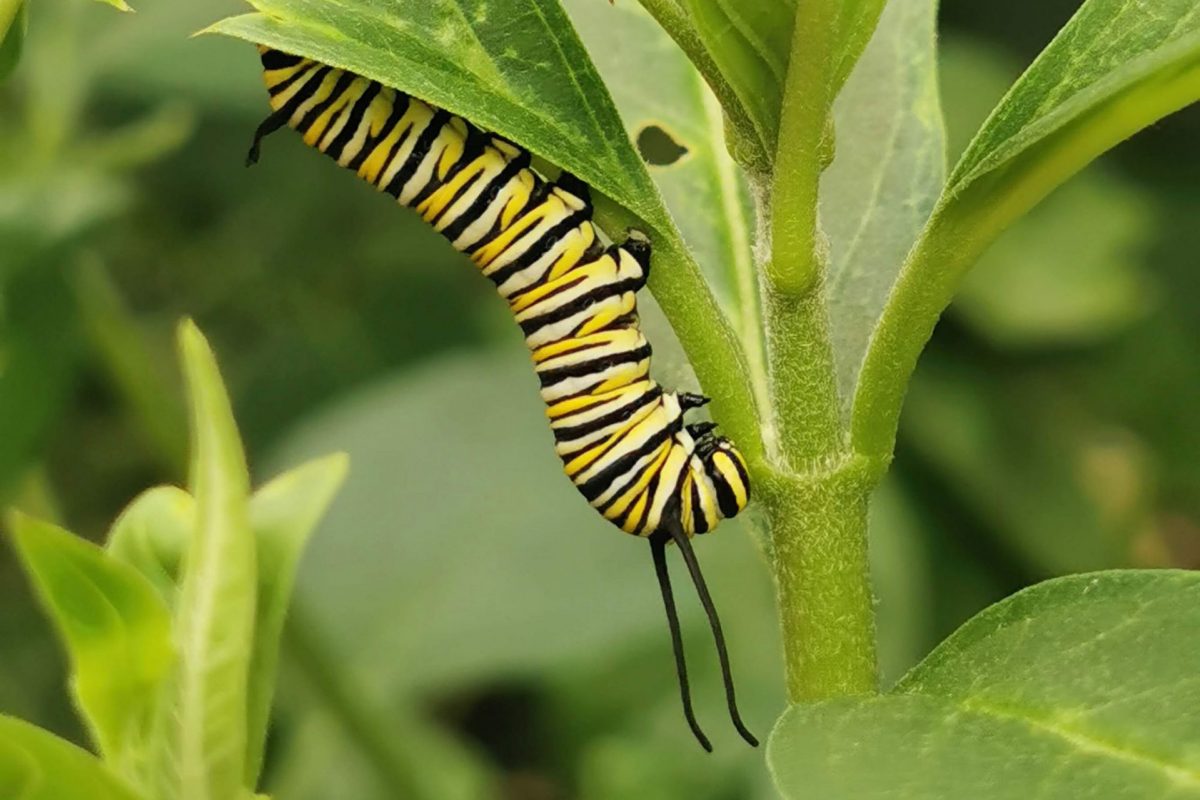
821 0 945 400
769 571 1200 799
0 716 143 800
106 486 195 606
204 0 662 232
0 737 32 798
818 0 891 98
852 0 1200 459
152 320 256 800
672 0 881 160
5 513 173 783
936 40 1156 348
105 455 349 790
948 3 1200 196
244 453 347 787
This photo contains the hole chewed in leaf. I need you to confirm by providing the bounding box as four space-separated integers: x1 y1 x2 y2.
636 124 689 166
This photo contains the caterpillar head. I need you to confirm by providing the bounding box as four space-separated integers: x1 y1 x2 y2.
683 422 751 531
696 435 751 522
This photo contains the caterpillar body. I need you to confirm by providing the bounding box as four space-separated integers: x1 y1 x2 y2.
249 46 756 750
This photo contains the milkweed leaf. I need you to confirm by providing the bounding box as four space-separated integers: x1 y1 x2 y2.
244 453 347 786
150 321 256 800
7 514 173 785
853 0 1200 457
769 571 1200 799
0 716 143 800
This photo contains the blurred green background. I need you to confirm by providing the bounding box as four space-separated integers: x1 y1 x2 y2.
1 0 1196 797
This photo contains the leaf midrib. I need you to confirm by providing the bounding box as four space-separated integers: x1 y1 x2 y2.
956 697 1200 788
949 25 1200 194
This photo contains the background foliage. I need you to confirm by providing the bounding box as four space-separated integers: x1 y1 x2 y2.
0 0 1197 797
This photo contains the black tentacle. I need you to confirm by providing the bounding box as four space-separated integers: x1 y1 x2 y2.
650 533 712 752
245 107 292 166
668 522 758 747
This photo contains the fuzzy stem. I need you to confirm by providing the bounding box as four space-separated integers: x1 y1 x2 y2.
758 461 880 701
761 281 843 470
767 4 836 296
758 0 891 701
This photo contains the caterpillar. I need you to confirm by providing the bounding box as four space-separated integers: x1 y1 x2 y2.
248 46 756 750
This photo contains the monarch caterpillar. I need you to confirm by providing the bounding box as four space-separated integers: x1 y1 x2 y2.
248 46 756 750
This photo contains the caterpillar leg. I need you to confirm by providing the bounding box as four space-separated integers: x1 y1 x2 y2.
650 532 711 752
686 421 718 440
678 392 710 412
668 520 758 748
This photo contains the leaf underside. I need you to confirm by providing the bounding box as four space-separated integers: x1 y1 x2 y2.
205 0 669 233
950 0 1200 195
821 0 945 401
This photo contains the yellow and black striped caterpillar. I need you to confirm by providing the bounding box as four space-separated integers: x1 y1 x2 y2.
248 46 755 750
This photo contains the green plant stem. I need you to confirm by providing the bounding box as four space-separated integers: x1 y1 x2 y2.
768 0 889 295
758 0 893 703
634 0 771 175
594 196 765 465
758 460 880 702
758 226 875 703
761 282 842 470
768 5 838 296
